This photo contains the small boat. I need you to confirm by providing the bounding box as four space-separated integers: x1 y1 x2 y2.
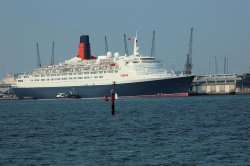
68 89 81 98
56 91 81 99
67 94 81 99
56 92 68 99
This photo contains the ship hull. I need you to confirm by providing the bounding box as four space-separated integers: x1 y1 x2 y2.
12 76 194 99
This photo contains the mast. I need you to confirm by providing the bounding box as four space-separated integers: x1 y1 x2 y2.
208 60 211 75
224 55 226 74
124 34 129 56
150 30 156 57
227 56 229 74
36 43 41 68
133 31 140 57
215 56 218 74
184 27 193 75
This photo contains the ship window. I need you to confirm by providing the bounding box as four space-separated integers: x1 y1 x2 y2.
73 73 76 75
51 74 56 76
18 80 23 82
94 76 98 78
62 78 67 80
91 72 97 74
69 73 72 75
69 78 73 80
99 76 103 78
24 76 29 78
57 74 60 76
84 72 89 74
62 73 68 76
57 78 61 80
41 79 45 81
84 76 89 79
78 73 83 75
34 79 40 81
108 71 113 73
34 75 40 77
41 75 45 77
78 77 83 79
47 79 50 81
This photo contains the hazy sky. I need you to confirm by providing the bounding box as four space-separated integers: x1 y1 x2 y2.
0 0 249 78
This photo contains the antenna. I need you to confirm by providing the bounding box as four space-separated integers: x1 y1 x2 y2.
184 27 193 74
150 30 156 57
205 64 207 75
104 35 109 54
215 56 218 74
124 34 129 56
51 41 54 65
36 43 41 68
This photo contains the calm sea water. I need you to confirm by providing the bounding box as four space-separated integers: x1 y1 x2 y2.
0 95 249 165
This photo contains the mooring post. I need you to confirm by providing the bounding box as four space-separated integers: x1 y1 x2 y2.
111 88 115 115
111 81 116 115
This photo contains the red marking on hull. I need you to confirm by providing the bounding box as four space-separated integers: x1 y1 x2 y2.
120 93 189 99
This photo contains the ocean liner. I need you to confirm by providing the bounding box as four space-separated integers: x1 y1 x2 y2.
13 33 194 99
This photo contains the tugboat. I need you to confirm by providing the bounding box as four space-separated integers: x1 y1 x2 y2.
67 89 81 99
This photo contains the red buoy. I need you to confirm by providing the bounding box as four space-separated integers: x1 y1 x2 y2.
103 95 109 101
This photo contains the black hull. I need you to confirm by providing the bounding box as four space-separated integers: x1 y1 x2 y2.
13 76 194 99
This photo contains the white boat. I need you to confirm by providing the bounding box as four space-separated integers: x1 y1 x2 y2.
56 92 68 98
13 32 194 99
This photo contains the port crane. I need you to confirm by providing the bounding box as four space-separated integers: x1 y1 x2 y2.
184 27 193 75
36 43 42 68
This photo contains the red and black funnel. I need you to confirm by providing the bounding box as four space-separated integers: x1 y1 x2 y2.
77 35 91 60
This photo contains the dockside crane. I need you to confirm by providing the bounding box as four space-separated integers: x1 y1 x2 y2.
184 27 193 75
150 30 156 57
124 34 129 56
36 43 42 68
51 41 54 65
104 36 109 54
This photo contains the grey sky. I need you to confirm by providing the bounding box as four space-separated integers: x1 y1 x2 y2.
0 0 249 78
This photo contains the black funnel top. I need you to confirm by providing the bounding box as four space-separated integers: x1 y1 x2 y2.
80 35 90 44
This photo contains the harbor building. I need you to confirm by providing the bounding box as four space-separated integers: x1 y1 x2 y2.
190 73 250 95
0 74 16 96
236 73 250 94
